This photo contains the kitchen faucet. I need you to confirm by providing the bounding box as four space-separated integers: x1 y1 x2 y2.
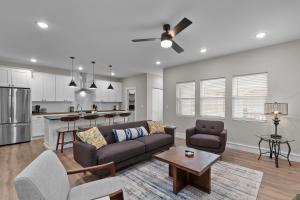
76 104 83 115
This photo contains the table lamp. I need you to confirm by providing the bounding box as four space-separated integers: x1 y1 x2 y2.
264 102 288 139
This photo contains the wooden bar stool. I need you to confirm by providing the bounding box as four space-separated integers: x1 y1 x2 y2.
84 114 99 127
119 112 131 123
103 113 116 125
56 115 79 153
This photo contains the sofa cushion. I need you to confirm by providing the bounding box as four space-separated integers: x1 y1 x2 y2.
97 140 145 164
147 121 165 134
190 134 220 148
195 120 224 136
136 134 173 152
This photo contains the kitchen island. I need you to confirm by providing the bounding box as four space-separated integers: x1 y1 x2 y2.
43 110 132 150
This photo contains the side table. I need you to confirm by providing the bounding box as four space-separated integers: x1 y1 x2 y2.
257 135 294 168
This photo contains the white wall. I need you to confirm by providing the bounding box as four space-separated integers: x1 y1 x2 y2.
122 74 147 120
147 74 163 120
164 39 300 156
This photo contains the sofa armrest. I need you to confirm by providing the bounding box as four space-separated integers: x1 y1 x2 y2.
67 161 115 177
186 127 196 146
219 129 227 153
73 140 97 167
164 126 176 137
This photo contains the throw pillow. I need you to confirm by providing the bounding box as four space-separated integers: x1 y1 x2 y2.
147 121 165 134
113 126 149 143
76 127 107 149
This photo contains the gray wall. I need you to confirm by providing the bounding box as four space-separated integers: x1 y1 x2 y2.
164 39 300 156
122 74 147 121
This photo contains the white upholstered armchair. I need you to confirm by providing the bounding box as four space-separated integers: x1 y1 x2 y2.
14 150 126 200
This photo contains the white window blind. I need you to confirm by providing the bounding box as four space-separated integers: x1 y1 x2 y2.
200 78 225 118
232 73 268 121
176 81 195 116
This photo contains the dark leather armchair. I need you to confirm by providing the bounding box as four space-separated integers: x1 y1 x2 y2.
186 120 227 154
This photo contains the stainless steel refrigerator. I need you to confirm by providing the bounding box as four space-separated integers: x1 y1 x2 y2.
0 87 31 145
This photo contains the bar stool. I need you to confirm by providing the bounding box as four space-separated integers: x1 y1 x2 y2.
103 113 116 125
56 115 79 153
119 112 131 123
78 114 99 131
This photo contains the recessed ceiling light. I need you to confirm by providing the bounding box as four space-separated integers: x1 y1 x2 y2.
36 21 48 29
30 58 37 63
256 32 266 39
111 72 115 76
200 48 207 54
78 66 83 71
156 60 161 65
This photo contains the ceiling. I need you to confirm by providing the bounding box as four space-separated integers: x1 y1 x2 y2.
0 0 300 78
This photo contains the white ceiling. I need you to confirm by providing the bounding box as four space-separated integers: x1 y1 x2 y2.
0 0 300 77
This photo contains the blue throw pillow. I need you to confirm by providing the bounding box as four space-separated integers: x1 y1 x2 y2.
113 126 149 143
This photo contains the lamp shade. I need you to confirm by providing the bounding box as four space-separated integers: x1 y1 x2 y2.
264 102 288 115
68 79 77 87
89 81 97 89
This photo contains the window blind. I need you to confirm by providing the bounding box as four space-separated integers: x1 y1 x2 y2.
232 73 268 121
176 81 195 116
200 78 226 118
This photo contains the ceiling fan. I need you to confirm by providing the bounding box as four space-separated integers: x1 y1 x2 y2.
132 17 192 54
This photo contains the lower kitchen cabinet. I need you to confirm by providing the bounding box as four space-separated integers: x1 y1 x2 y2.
31 115 45 137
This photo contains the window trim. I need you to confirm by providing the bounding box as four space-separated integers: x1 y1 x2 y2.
199 77 226 119
231 72 268 122
176 81 196 117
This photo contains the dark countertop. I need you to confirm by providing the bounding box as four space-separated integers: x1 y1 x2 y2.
32 110 126 116
43 110 130 120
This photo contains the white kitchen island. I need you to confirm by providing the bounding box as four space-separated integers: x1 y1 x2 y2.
43 111 131 150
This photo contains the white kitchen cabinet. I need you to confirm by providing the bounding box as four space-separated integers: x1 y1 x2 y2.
0 67 31 88
32 72 56 101
94 80 122 102
0 68 10 86
31 115 45 137
55 75 74 102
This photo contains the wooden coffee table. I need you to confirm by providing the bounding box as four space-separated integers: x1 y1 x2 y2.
154 146 220 194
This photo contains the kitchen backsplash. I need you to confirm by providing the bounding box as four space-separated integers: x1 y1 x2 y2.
32 92 122 113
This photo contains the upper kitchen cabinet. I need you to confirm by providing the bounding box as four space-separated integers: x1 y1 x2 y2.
0 67 31 88
32 72 56 101
94 80 122 102
55 75 75 102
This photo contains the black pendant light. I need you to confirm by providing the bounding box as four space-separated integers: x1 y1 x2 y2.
68 56 77 87
107 65 114 90
89 61 97 89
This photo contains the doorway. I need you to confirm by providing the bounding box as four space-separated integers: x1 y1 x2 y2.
152 88 163 121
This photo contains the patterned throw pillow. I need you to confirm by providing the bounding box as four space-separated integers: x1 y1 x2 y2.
76 127 107 149
147 121 165 134
113 126 149 143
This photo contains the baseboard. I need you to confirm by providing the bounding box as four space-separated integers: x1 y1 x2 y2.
175 132 300 163
226 141 300 162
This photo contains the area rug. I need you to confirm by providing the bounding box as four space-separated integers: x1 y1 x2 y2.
117 160 263 200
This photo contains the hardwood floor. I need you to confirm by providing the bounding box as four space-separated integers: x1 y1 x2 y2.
1 138 299 200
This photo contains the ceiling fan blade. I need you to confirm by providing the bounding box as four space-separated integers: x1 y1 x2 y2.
170 18 192 37
172 40 184 53
132 38 159 42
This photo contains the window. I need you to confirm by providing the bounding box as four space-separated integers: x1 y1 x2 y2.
176 81 195 116
200 78 226 118
232 73 268 121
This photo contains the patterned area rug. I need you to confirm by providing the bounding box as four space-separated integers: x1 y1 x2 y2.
117 160 263 200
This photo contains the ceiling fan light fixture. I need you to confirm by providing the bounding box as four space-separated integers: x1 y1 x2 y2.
161 32 173 48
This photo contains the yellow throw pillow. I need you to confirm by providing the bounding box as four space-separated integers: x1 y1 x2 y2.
147 121 165 134
76 127 107 149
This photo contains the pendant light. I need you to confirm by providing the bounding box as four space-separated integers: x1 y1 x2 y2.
89 61 97 89
68 56 77 87
107 65 114 90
